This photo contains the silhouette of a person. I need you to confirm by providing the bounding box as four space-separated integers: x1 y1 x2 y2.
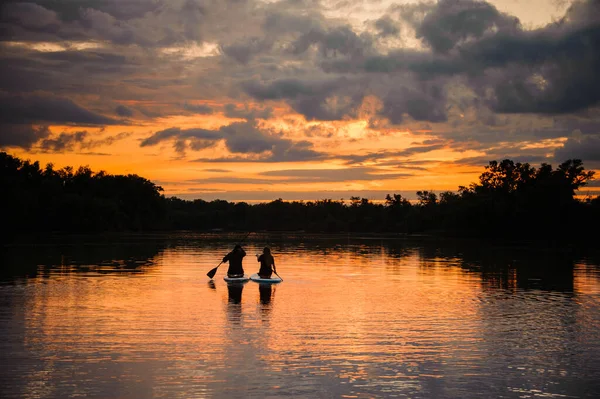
223 244 246 278
256 247 276 278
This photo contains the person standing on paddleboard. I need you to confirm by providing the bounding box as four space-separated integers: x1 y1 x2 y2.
256 247 277 278
223 245 246 278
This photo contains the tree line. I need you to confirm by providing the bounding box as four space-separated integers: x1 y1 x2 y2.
3 152 599 241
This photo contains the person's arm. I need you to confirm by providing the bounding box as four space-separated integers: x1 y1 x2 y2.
257 254 263 262
223 253 230 262
240 248 246 257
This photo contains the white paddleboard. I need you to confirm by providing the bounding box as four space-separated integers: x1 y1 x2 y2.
223 275 249 283
249 273 282 283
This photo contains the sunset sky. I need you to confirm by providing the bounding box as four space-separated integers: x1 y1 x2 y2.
2 0 599 202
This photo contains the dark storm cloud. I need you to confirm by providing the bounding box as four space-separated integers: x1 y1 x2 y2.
417 0 600 115
476 26 600 114
1 2 62 36
183 102 214 115
40 130 88 151
3 0 600 167
541 115 600 138
115 105 133 117
41 50 129 67
223 104 272 120
0 46 138 99
373 16 400 38
242 78 330 100
7 0 164 22
291 25 372 57
317 0 600 121
242 77 364 121
263 8 323 35
411 0 519 53
87 131 132 147
221 37 274 64
0 0 208 46
140 126 220 148
0 93 119 125
0 124 51 149
39 130 131 152
142 121 326 161
381 84 448 124
555 135 600 162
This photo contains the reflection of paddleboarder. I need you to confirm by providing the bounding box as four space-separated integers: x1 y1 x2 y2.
227 282 244 325
228 283 243 304
258 282 275 320
259 283 272 305
256 247 277 278
223 245 246 278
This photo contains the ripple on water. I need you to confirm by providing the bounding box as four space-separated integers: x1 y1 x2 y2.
1 238 600 398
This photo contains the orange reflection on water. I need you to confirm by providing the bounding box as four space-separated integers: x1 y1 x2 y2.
6 239 600 398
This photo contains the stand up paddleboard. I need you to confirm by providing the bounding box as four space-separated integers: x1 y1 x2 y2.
249 273 282 283
223 275 249 283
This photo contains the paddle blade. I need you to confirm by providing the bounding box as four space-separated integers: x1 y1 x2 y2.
207 264 220 279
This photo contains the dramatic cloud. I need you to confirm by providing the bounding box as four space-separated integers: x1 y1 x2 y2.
40 130 89 151
183 103 214 115
115 105 133 117
0 124 51 149
555 135 600 162
223 104 272 120
242 77 366 121
3 0 600 199
0 93 119 125
410 0 520 54
142 121 326 161
373 16 400 38
0 0 207 46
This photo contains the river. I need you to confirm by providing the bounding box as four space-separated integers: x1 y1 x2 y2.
1 233 599 398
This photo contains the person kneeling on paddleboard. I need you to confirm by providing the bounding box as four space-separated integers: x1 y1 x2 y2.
223 245 246 278
256 247 276 278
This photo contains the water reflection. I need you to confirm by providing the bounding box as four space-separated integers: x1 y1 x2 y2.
0 234 167 284
226 282 245 327
0 233 599 399
259 283 273 305
227 282 244 304
258 283 276 320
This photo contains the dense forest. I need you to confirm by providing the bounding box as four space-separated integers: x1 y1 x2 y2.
2 151 599 241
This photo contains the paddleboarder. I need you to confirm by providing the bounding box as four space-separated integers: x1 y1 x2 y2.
256 247 277 279
223 244 246 278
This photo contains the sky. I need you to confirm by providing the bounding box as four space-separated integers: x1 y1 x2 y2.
1 0 600 202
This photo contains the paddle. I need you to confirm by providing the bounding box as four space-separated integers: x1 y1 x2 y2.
206 232 252 279
274 271 283 282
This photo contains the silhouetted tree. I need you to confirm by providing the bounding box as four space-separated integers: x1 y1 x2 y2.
3 152 598 243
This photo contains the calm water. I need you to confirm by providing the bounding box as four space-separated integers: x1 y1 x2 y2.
1 233 600 398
